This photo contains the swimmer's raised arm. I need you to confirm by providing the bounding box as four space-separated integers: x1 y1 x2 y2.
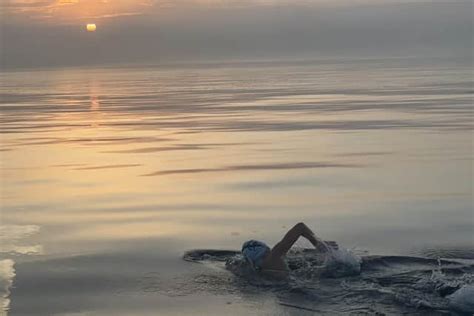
273 222 329 257
261 223 330 272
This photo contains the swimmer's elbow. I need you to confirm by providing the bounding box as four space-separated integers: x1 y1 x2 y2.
294 222 307 230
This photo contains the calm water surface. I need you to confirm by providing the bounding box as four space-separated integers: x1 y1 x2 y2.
0 57 473 315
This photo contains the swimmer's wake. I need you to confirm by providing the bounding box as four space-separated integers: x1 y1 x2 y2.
183 223 473 314
183 249 474 314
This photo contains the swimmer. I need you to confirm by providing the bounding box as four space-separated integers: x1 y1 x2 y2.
242 222 338 272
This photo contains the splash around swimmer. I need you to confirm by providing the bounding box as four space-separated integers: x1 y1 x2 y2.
240 222 356 276
183 223 474 314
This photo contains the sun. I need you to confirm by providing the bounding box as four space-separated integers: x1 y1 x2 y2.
86 24 97 32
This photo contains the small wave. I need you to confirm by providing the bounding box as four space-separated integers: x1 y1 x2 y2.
183 249 240 263
415 246 474 260
448 285 474 313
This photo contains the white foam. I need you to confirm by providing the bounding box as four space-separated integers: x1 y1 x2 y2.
323 248 362 277
0 259 15 312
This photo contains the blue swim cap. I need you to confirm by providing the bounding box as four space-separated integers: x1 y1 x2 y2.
242 240 270 269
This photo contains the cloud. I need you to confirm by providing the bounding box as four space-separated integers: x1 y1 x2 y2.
4 0 466 22
2 0 54 8
1 0 54 15
2 0 154 22
1 0 472 68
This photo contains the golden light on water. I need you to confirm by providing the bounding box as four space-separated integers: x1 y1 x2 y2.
86 24 97 32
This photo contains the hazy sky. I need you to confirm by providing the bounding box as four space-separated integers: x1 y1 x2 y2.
1 0 472 68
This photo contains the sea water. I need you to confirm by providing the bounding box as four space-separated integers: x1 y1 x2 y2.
1 56 473 315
